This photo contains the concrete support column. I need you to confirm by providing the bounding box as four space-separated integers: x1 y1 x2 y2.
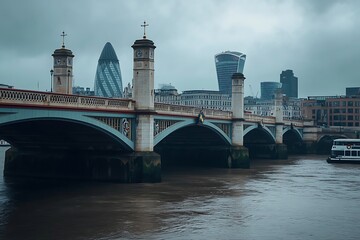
231 73 245 120
131 36 161 182
231 72 245 146
274 88 287 158
302 125 320 153
274 88 284 144
232 121 244 146
230 73 249 168
135 114 154 152
275 124 283 144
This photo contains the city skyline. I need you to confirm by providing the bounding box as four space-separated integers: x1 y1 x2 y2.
1 0 359 98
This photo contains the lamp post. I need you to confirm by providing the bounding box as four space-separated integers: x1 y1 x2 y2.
67 69 71 94
50 69 54 92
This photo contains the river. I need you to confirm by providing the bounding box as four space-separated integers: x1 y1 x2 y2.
0 147 359 240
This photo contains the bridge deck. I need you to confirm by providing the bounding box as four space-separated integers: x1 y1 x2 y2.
0 88 306 126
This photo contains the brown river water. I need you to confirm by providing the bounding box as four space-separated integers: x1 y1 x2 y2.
0 147 359 240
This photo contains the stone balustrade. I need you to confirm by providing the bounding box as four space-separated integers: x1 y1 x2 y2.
0 88 134 111
0 88 311 127
154 102 232 119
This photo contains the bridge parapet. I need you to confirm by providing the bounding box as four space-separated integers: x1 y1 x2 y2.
155 103 232 119
0 88 134 111
244 113 275 124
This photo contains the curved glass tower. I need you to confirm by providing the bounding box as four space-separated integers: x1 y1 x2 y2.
215 51 246 95
94 42 123 98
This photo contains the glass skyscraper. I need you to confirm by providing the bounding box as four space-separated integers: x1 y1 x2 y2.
215 51 246 95
280 69 298 98
94 42 123 98
261 82 282 100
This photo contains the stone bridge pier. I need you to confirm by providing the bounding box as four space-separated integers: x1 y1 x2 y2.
273 89 288 159
228 73 250 168
129 34 161 182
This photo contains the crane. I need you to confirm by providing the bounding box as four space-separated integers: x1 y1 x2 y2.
249 84 259 98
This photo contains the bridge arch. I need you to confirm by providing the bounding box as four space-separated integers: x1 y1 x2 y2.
243 125 276 158
244 125 276 143
0 109 134 151
283 126 303 139
283 128 304 154
154 121 231 168
154 119 231 146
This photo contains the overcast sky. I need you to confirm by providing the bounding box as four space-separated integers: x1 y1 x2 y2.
1 0 359 98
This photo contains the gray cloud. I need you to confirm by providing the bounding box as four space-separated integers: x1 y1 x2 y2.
0 0 359 97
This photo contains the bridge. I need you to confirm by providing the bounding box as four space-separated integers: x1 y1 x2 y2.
0 36 353 183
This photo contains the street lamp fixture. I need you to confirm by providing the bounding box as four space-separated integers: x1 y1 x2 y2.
67 70 71 94
50 69 54 92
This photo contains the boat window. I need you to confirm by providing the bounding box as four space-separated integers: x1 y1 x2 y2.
345 151 351 156
351 151 357 156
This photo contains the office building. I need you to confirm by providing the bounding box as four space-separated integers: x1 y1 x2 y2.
94 42 123 98
244 96 302 119
302 94 360 127
280 70 298 98
154 84 231 111
154 84 301 118
346 87 360 97
73 86 94 96
215 51 246 95
260 82 282 100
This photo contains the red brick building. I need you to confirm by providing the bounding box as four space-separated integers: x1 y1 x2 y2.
302 96 360 127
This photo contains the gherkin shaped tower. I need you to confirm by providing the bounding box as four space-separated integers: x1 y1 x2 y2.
94 42 123 98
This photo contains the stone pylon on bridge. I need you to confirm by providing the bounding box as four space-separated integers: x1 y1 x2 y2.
274 88 288 159
230 73 250 168
130 28 161 182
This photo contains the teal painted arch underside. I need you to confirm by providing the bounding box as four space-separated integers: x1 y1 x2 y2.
154 119 232 146
0 108 134 150
243 124 276 142
283 126 303 140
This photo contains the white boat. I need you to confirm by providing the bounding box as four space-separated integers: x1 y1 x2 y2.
327 139 360 163
0 139 10 146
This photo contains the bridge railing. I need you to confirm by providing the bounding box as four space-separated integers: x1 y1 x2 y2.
155 103 232 119
0 88 312 127
155 103 309 126
0 88 134 111
244 113 275 124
